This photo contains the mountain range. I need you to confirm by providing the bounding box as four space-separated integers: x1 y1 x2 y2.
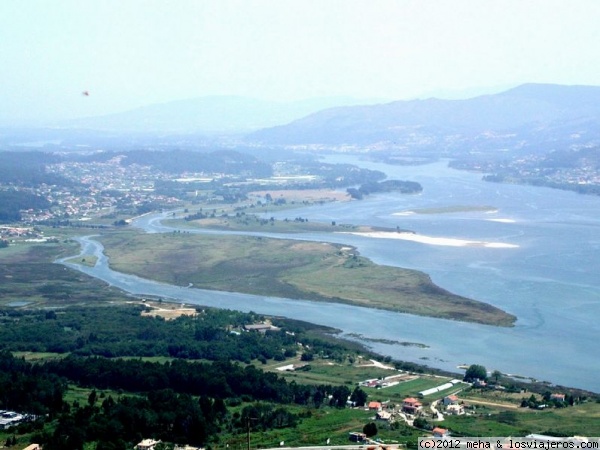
6 84 600 156
249 84 600 154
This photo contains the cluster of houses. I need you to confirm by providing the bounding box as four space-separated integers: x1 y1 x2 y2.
0 226 47 242
361 391 466 424
368 401 393 421
346 392 464 443
401 394 464 416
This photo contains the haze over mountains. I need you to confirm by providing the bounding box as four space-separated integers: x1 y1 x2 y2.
60 95 378 134
250 83 600 154
4 83 600 158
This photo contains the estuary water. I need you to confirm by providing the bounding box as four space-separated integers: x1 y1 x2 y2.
61 157 600 392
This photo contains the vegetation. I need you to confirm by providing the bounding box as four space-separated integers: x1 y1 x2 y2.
452 147 600 197
178 210 389 234
0 302 597 448
464 364 488 382
347 179 423 199
0 305 356 363
119 149 273 178
1 149 599 448
98 230 515 326
0 309 375 449
443 401 600 438
483 173 600 196
0 239 135 308
0 190 51 223
0 151 72 187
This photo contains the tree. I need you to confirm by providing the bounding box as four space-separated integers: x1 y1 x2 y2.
464 364 487 382
300 352 314 362
363 422 378 437
491 370 502 383
413 417 430 430
329 385 351 408
88 389 97 406
350 387 368 407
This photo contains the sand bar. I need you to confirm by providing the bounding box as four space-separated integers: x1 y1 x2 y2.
486 218 516 223
338 231 519 248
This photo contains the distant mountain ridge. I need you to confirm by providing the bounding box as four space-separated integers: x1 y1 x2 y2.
62 95 377 134
248 84 600 154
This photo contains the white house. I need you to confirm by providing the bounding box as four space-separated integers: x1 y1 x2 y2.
136 439 161 450
443 395 459 406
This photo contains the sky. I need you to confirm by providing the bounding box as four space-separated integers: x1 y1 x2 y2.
2 0 600 124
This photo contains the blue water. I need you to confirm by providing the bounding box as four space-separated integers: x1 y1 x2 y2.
59 157 600 392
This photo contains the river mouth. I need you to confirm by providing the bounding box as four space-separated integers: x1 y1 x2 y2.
55 154 600 393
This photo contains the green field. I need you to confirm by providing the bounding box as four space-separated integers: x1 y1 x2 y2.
98 230 515 326
0 235 138 308
263 358 398 385
266 358 455 402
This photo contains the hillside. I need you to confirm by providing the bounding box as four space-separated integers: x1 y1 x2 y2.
249 84 600 155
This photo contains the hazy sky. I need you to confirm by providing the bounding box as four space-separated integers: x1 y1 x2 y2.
2 0 600 123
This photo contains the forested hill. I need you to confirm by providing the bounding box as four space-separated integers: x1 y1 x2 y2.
0 306 376 449
0 151 72 186
0 152 72 223
118 149 273 177
0 190 51 223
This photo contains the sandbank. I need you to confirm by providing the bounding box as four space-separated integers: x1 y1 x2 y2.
486 218 516 223
393 205 498 215
338 231 519 248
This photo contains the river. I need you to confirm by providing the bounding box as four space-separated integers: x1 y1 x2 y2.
59 156 600 392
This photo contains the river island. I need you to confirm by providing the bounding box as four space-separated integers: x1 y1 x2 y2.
99 207 516 327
